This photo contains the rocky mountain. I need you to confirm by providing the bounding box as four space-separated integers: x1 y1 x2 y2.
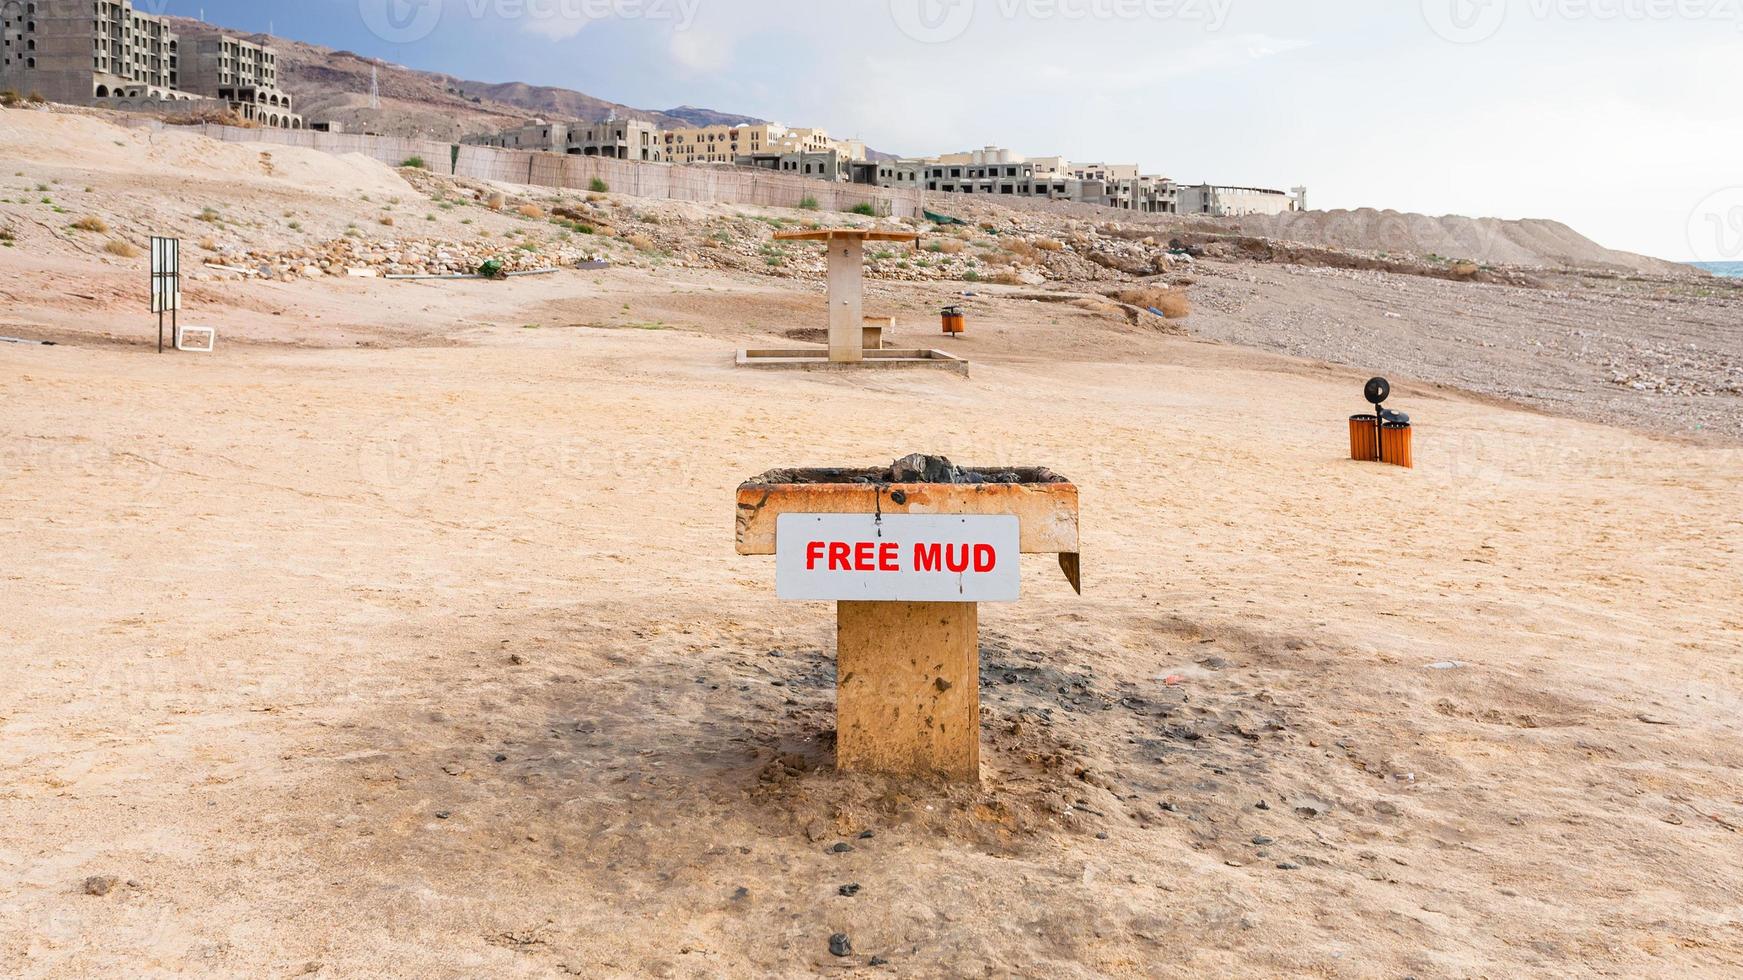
661 105 767 128
161 17 763 142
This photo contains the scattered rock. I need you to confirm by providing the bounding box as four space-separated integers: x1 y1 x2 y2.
1277 862 1302 871
830 842 854 854
890 453 961 484
838 883 861 897
81 875 120 897
1252 836 1275 846
829 933 853 957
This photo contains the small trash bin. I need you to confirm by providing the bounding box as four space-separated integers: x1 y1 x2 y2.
1381 422 1414 469
941 306 965 335
1349 415 1380 462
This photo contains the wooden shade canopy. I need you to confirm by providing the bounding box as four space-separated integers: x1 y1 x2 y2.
772 228 920 243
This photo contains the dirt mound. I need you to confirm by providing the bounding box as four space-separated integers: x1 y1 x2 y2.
1222 208 1690 275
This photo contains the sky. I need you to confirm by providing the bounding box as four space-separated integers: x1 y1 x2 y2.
156 0 1743 261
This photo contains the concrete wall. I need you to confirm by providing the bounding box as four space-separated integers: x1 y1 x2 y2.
118 118 924 217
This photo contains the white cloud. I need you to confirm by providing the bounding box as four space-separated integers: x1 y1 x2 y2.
668 29 733 73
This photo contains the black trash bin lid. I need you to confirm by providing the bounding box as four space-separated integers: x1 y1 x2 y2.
1381 409 1411 425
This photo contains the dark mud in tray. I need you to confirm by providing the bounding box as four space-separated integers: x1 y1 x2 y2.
747 454 1069 487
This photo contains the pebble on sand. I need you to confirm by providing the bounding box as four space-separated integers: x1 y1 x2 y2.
829 933 853 957
81 875 120 897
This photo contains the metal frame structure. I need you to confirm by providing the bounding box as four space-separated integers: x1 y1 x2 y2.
150 236 181 354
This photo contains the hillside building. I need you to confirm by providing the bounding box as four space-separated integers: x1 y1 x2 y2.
1177 183 1300 217
0 1 301 127
183 34 300 128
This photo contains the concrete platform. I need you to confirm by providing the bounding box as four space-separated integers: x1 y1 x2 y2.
736 347 969 377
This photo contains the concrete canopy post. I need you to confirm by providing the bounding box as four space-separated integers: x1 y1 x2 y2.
827 236 865 364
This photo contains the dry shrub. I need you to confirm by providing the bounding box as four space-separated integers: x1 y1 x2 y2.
626 233 655 252
517 204 544 219
988 269 1029 286
104 239 142 258
199 237 218 251
164 106 249 127
1116 286 1191 320
1033 238 1064 251
1000 239 1041 262
379 215 395 226
486 193 506 211
930 238 965 254
72 216 109 233
595 225 618 238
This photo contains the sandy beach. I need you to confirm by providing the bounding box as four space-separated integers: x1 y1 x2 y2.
3 108 1741 978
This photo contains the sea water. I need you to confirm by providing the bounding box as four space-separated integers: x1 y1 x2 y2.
1691 261 1743 278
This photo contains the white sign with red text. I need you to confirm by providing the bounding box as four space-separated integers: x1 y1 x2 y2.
776 513 1021 603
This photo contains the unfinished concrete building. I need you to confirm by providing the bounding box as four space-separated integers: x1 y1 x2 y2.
184 34 300 128
0 2 300 127
470 120 568 151
0 0 189 103
567 118 659 160
1177 183 1300 217
735 150 845 181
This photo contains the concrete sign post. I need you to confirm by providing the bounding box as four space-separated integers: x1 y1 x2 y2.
738 462 1081 781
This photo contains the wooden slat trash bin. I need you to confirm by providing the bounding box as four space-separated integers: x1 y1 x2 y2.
1349 415 1380 462
736 456 1081 781
1381 423 1414 469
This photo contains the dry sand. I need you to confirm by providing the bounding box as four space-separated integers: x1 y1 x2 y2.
3 109 1742 978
